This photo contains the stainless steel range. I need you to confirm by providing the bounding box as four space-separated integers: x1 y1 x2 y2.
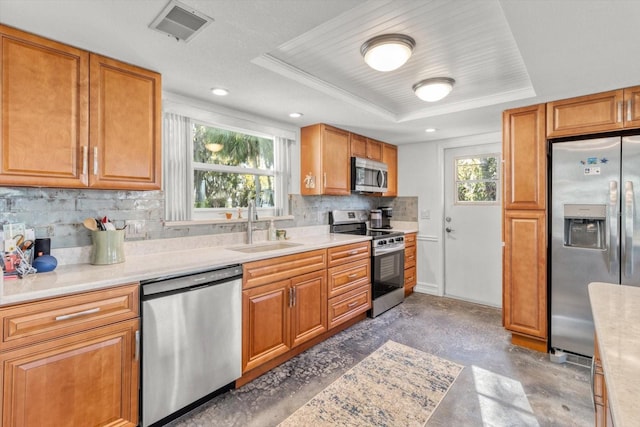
329 210 405 317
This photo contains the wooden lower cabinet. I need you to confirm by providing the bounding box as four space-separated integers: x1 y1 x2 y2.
503 210 547 350
0 284 140 427
242 268 327 373
404 232 417 295
0 318 139 427
594 336 614 427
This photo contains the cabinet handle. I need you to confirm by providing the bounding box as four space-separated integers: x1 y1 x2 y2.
628 99 633 122
82 146 88 175
407 276 414 281
93 147 98 175
347 301 358 308
134 330 140 361
288 288 293 307
617 101 623 123
292 287 296 307
55 307 100 321
408 255 415 259
323 172 327 188
348 273 359 278
349 250 359 255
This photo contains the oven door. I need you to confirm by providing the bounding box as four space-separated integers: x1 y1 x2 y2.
372 247 404 299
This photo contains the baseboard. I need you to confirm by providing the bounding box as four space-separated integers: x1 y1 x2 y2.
414 282 440 295
511 333 548 353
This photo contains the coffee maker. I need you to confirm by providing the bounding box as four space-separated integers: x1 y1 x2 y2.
379 206 393 229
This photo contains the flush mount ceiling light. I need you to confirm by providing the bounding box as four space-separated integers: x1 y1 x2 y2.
360 34 415 72
289 112 303 118
413 77 455 102
425 128 437 133
211 88 229 96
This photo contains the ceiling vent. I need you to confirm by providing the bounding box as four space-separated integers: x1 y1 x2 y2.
149 0 213 42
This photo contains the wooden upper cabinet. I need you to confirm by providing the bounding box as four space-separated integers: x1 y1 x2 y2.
547 90 623 137
624 85 640 129
0 25 89 188
382 143 397 197
502 210 547 341
300 124 350 195
503 104 546 210
0 25 161 190
89 54 161 190
349 134 382 161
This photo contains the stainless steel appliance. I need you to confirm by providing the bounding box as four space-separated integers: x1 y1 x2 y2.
141 265 243 426
330 210 405 317
351 157 388 193
551 136 640 358
379 206 393 229
370 209 382 228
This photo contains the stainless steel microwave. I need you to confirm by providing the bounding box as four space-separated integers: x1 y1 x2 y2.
351 157 388 193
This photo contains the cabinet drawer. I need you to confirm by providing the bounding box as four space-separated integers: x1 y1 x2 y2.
328 284 371 330
327 242 370 268
0 283 139 351
327 259 370 298
404 245 416 269
243 249 327 289
404 233 416 246
404 266 417 287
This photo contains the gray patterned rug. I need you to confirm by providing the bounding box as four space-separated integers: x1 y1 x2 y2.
278 340 463 427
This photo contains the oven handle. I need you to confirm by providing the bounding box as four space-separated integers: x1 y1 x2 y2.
372 245 405 256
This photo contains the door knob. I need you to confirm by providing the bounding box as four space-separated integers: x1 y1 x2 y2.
445 227 454 233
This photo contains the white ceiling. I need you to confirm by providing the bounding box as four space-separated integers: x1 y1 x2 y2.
2 0 640 145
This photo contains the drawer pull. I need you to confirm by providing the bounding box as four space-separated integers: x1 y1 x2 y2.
348 250 359 255
55 307 100 321
347 301 359 308
408 255 415 259
407 276 414 281
348 273 359 278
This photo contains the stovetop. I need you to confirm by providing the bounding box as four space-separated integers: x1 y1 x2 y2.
329 209 404 241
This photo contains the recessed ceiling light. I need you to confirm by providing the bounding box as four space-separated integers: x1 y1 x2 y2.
289 112 303 118
211 88 229 96
361 34 416 72
425 128 437 133
413 77 455 102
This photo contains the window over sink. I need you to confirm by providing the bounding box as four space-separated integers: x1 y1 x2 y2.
162 97 294 223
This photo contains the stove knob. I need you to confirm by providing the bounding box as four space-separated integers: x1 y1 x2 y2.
378 240 386 246
396 237 404 243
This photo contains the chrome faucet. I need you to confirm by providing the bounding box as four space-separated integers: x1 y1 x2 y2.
247 200 258 244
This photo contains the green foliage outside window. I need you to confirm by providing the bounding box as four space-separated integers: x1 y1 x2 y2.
455 155 499 203
193 124 275 209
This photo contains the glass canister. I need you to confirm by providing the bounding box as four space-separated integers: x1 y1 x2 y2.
90 230 125 265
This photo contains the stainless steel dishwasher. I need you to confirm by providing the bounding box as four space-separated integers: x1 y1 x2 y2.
141 265 242 427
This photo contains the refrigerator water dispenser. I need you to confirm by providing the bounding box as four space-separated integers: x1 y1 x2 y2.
563 204 606 249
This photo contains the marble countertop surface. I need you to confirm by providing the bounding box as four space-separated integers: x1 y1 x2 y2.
588 282 640 427
0 232 370 306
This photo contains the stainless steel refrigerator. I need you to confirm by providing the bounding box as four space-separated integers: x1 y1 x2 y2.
551 136 640 357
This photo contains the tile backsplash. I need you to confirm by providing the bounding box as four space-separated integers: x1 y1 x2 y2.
0 187 417 249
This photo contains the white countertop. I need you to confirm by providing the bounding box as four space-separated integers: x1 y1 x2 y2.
0 233 370 306
588 282 640 427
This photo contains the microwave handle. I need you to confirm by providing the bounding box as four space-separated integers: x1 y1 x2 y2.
377 169 386 189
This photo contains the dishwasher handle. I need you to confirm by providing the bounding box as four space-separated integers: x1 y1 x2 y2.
141 265 243 298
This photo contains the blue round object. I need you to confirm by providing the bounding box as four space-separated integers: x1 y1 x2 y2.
33 255 57 273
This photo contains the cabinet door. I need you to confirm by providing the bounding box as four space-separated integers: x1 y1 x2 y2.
350 133 367 158
624 85 640 129
382 143 398 197
242 280 290 373
366 138 383 161
321 126 350 195
546 90 624 138
290 270 327 348
0 25 88 188
503 210 547 340
0 318 139 427
89 54 161 190
503 104 546 210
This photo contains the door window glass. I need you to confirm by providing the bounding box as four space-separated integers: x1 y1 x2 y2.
454 154 500 204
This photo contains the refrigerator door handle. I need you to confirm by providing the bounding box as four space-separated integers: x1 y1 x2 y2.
609 181 619 273
624 181 634 277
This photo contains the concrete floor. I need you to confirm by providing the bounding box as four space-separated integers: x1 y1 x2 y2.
167 293 593 427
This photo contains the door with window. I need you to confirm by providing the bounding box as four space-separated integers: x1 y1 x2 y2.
443 143 502 307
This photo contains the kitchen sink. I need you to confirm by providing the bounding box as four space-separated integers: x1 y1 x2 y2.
227 242 303 253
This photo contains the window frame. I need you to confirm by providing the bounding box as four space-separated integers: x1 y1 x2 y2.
453 153 501 206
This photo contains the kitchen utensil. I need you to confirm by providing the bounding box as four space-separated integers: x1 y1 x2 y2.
83 218 98 231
